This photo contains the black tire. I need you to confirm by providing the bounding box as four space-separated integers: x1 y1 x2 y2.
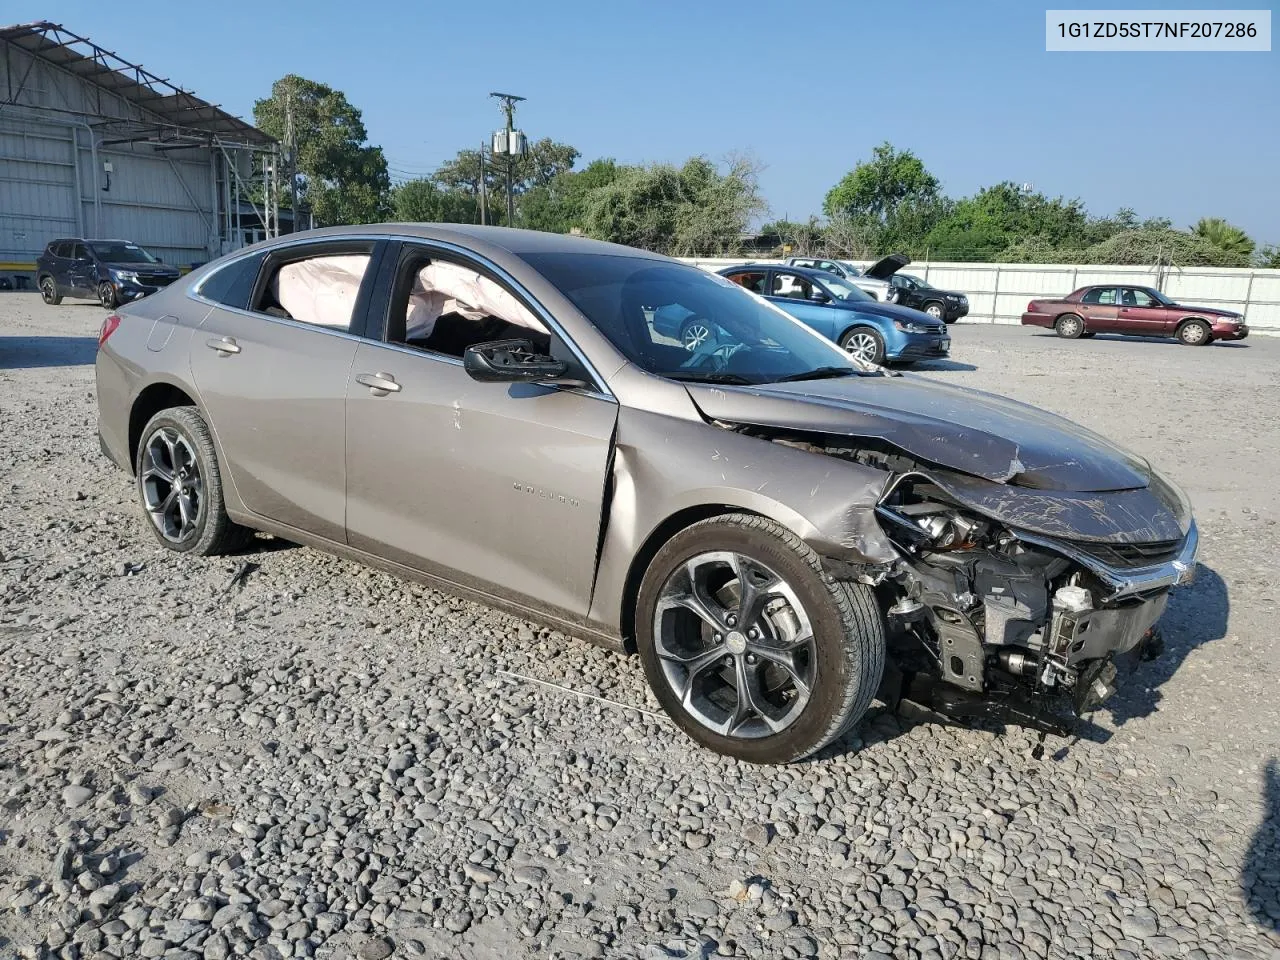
838 326 886 365
923 301 946 322
1054 313 1085 339
1080 331 1097 339
135 406 254 556
98 281 119 310
1177 319 1211 346
39 277 62 305
636 514 885 763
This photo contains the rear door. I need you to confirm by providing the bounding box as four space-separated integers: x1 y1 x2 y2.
765 271 839 339
1118 287 1173 335
1078 287 1120 331
189 239 385 543
343 241 618 616
68 242 96 293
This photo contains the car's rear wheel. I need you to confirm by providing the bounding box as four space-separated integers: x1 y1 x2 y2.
924 302 945 321
1054 314 1085 339
1177 319 1211 346
40 277 62 305
136 406 253 556
839 326 885 364
98 281 119 310
680 316 714 351
636 514 885 763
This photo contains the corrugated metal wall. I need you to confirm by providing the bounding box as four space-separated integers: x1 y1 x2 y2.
0 40 218 268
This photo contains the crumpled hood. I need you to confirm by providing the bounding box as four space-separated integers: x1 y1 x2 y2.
105 261 179 275
685 374 1152 493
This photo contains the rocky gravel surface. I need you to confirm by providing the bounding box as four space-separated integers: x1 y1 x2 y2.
1 294 1277 959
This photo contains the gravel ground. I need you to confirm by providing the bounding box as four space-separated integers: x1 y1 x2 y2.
1 292 1277 960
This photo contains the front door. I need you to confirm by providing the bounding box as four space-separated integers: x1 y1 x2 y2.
765 271 839 340
1117 287 1173 335
68 242 96 293
189 240 383 542
1079 286 1120 331
344 244 618 616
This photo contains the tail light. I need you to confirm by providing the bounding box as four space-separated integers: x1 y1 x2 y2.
1026 300 1038 313
98 313 121 349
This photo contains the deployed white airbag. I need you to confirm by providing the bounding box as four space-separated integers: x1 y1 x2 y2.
405 261 546 340
272 254 370 329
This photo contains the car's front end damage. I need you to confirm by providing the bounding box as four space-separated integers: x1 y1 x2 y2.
681 374 1198 734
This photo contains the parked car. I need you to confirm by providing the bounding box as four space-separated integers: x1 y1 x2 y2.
860 254 970 323
97 224 1196 763
37 238 180 309
783 257 895 301
1022 285 1249 345
716 264 949 365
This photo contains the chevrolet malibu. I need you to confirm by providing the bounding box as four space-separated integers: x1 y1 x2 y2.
95 225 1198 763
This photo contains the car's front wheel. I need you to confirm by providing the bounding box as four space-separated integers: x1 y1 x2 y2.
98 281 119 310
636 514 885 763
839 326 885 364
924 302 945 321
135 406 253 556
40 277 62 305
1177 319 1211 346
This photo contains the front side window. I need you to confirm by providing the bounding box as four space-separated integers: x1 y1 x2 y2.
521 253 874 385
254 252 372 330
770 272 815 300
90 241 159 264
387 250 551 359
1082 287 1117 305
71 243 88 260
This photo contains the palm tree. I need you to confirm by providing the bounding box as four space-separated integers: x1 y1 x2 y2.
1193 217 1256 258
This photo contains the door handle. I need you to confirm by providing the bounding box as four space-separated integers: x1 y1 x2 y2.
355 372 402 396
205 337 240 355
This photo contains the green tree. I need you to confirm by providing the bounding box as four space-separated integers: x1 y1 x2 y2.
1193 217 1255 258
822 143 946 252
520 159 624 234
1084 229 1251 267
253 75 390 226
390 178 478 224
922 182 1093 260
582 156 764 255
434 138 580 225
1259 245 1280 269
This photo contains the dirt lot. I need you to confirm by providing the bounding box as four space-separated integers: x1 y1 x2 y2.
1 292 1277 960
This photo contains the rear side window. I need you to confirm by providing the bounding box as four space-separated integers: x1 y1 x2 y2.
726 270 767 294
1082 288 1117 305
197 253 265 310
252 248 375 332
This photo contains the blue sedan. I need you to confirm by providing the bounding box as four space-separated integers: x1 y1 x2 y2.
715 264 951 365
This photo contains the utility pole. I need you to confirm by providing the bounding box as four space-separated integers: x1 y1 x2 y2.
284 82 300 234
489 92 526 226
479 141 487 226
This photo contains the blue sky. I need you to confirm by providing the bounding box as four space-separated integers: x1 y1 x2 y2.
11 0 1278 241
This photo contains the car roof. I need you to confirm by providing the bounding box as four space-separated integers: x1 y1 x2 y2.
249 224 672 262
724 263 832 280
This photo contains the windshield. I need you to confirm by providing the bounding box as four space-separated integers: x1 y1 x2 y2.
820 275 876 303
90 241 159 264
522 253 879 384
1146 288 1175 305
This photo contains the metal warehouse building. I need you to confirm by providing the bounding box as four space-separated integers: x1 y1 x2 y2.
0 21 281 281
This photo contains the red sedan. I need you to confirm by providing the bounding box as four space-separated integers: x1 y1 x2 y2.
1022 285 1248 345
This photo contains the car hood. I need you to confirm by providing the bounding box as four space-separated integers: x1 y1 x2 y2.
862 253 911 281
685 374 1152 492
1168 304 1239 318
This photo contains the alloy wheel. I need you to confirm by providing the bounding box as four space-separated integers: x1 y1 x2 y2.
140 427 203 543
41 279 56 304
1059 316 1081 337
843 332 879 363
99 282 117 309
652 551 816 739
1181 322 1207 344
926 303 944 320
682 321 712 351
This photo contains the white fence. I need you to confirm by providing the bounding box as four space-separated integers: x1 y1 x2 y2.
680 258 1280 333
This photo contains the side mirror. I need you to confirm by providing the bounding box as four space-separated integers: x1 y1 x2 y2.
810 291 831 304
463 339 572 385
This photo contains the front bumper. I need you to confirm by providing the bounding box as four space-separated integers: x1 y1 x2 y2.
890 336 951 361
111 277 177 302
1211 323 1248 341
944 301 969 321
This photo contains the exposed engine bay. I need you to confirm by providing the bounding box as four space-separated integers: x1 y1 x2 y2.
740 430 1197 734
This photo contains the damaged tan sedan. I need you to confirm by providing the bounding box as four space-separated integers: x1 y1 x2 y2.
95 226 1197 763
